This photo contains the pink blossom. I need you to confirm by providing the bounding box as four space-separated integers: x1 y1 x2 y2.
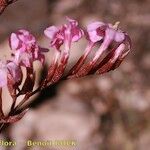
86 22 127 64
66 17 84 42
9 29 36 52
87 21 125 44
44 26 65 50
0 61 22 87
7 61 22 85
9 29 48 67
87 21 106 42
44 17 84 50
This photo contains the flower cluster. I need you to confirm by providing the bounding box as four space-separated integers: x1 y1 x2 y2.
44 17 84 51
9 29 48 67
0 17 131 124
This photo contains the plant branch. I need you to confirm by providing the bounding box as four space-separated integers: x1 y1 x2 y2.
0 0 19 15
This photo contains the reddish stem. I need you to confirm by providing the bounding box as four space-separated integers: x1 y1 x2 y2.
0 0 19 15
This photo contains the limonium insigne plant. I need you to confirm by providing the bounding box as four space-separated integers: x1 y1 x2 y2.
0 1 131 133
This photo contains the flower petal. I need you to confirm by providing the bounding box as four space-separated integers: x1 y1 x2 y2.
7 62 22 84
9 33 20 50
115 31 125 42
44 26 59 39
87 22 105 42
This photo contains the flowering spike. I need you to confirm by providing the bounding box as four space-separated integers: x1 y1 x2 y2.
0 17 131 130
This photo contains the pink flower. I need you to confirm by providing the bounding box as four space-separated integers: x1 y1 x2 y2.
9 29 48 67
44 17 84 50
44 26 65 50
66 17 84 42
87 21 125 44
87 21 106 43
86 21 127 64
67 21 131 79
9 29 36 52
0 61 22 87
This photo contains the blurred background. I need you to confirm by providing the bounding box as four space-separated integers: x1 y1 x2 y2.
0 0 150 150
